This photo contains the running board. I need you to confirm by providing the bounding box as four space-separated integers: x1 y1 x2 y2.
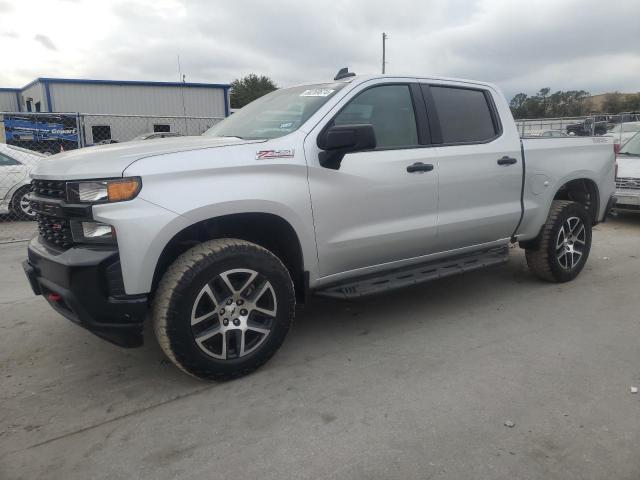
315 245 510 299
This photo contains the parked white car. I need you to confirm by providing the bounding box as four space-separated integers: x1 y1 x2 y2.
607 121 640 148
0 144 44 219
524 129 568 138
614 132 640 211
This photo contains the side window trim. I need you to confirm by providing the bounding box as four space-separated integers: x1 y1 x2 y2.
409 83 431 145
420 84 442 144
321 82 431 151
420 83 503 147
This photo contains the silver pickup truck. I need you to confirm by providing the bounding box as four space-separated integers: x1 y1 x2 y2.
23 71 616 380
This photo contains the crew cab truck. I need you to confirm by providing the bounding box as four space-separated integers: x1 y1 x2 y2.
23 71 616 380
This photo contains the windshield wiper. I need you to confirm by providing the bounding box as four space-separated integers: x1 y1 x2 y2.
619 152 640 157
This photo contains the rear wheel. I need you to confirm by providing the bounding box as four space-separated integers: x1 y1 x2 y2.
152 239 295 381
11 186 36 221
525 200 592 282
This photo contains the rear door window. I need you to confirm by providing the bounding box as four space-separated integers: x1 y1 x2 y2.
429 86 498 144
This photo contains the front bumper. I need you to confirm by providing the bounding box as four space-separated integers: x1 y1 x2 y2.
23 236 148 347
613 189 640 211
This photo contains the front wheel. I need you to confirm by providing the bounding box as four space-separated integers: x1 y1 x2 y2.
525 200 592 282
11 186 36 221
152 239 295 381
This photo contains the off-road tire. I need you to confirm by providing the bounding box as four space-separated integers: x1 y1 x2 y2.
153 239 295 381
525 200 592 282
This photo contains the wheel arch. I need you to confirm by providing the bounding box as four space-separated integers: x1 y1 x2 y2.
520 177 599 250
552 177 600 225
151 212 308 302
8 181 30 203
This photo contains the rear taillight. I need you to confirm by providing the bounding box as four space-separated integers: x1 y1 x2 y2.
614 143 621 154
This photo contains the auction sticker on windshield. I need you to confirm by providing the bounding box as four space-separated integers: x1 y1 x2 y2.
300 89 335 97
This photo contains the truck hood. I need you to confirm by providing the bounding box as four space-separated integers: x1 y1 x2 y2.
616 155 640 179
31 136 263 180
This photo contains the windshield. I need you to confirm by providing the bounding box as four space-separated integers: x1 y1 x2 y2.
620 132 640 156
204 82 347 140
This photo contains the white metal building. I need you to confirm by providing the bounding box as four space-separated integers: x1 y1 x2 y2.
0 88 20 111
1 78 230 144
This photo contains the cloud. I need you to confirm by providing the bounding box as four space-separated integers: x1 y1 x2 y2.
0 0 638 100
34 34 57 51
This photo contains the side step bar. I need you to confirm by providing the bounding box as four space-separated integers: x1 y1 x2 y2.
315 245 510 299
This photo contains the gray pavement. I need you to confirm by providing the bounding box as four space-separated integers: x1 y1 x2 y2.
1 216 639 480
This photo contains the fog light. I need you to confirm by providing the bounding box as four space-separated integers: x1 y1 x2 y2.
83 222 112 238
71 221 115 244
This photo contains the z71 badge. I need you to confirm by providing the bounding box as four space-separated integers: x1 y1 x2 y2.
256 149 295 160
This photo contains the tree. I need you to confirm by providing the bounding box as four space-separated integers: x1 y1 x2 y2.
622 93 640 111
509 93 528 118
601 92 625 114
229 74 277 109
509 88 591 118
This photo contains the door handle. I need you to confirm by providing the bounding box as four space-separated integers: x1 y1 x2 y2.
406 162 434 173
497 156 518 166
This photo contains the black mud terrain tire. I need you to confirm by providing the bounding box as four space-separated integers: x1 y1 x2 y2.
153 239 295 381
525 200 592 282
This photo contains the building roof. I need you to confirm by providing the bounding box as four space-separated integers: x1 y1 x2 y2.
20 77 230 90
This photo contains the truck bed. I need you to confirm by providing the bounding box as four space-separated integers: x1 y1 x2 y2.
517 136 616 240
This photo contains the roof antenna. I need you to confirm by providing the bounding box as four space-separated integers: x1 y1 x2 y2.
334 67 356 81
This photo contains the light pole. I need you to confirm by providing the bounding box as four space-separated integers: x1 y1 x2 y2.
382 32 387 74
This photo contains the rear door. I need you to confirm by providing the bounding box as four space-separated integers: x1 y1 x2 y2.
421 83 523 251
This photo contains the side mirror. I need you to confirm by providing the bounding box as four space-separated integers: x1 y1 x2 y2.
317 124 376 169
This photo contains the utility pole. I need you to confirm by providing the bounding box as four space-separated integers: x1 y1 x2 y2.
382 32 387 74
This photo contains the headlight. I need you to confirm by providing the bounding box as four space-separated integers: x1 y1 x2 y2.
67 177 141 203
70 221 116 244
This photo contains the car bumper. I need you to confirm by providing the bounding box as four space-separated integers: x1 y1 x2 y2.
23 236 148 347
0 198 9 214
613 190 640 212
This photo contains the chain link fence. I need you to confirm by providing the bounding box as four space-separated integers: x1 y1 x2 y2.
0 112 223 222
516 113 640 138
515 116 588 136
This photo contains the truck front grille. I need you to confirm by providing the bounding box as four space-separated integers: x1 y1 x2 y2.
36 214 73 250
31 179 66 199
616 178 640 190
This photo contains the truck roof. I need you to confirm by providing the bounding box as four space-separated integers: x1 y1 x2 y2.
291 74 499 92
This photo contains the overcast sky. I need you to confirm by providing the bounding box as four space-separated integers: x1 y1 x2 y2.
0 0 638 99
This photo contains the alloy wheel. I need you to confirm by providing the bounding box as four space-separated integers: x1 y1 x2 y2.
556 216 586 270
190 268 277 360
19 192 35 218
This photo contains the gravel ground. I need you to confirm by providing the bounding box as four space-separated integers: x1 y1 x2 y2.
1 215 639 480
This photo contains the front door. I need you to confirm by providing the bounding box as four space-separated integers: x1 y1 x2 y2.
305 82 440 278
